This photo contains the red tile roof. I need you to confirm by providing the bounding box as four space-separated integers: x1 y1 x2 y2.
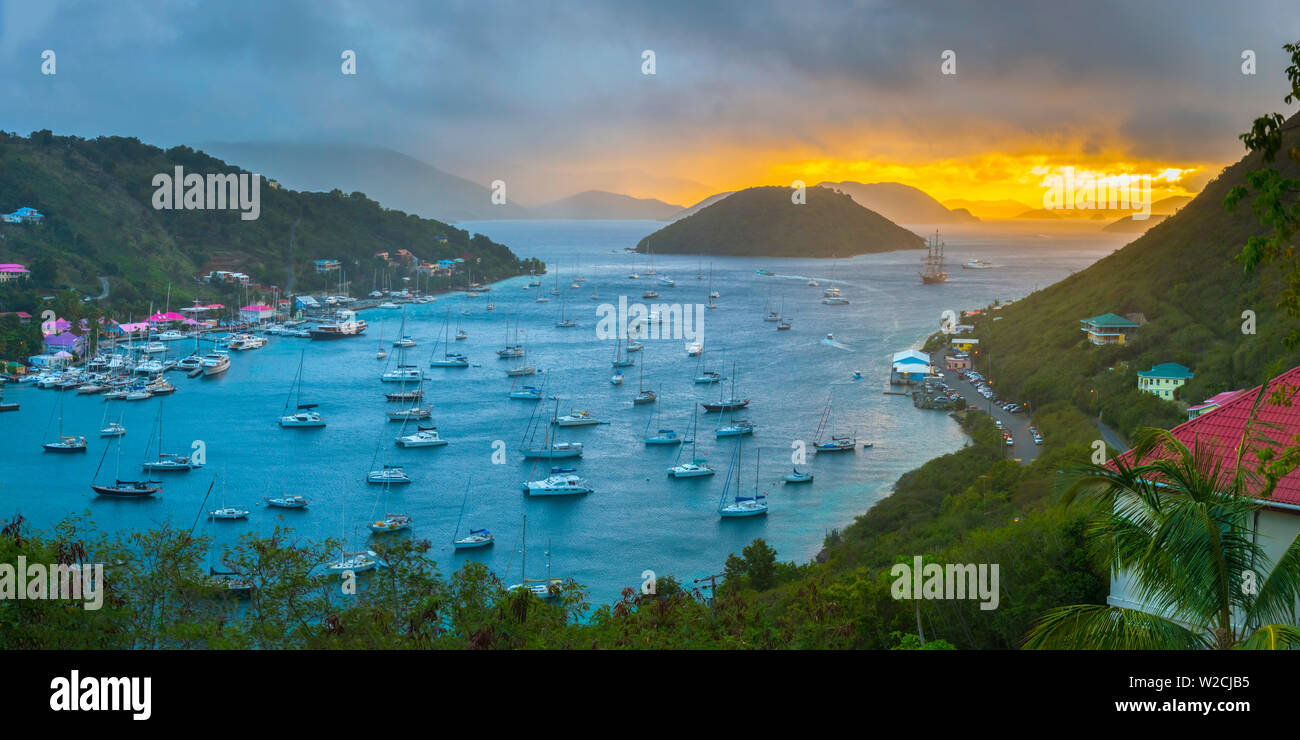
1113 365 1300 507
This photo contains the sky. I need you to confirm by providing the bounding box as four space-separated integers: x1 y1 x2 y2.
2 0 1299 211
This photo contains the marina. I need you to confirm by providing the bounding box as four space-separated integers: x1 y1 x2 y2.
0 220 1126 604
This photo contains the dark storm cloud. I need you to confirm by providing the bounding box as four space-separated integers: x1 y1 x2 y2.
1 0 1296 185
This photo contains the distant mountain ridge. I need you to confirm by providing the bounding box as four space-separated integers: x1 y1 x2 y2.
817 181 980 224
532 190 683 220
198 141 530 221
635 185 925 257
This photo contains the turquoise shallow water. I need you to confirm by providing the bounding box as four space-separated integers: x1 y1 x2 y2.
0 220 1129 603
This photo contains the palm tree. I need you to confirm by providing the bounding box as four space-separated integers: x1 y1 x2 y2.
1025 381 1300 649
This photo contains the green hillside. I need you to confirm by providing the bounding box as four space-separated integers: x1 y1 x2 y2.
635 185 925 257
0 130 540 312
967 114 1300 440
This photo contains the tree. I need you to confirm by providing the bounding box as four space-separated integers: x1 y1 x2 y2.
1025 382 1300 649
1226 41 1300 347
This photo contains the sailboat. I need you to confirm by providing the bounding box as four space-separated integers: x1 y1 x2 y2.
718 438 768 517
707 263 719 308
508 515 562 599
325 490 381 574
611 336 634 368
520 398 583 459
42 391 86 452
812 391 857 452
142 402 200 470
784 468 814 484
644 400 683 445
99 407 126 437
667 406 713 477
763 289 782 322
633 358 656 404
452 481 494 549
375 319 387 359
367 479 411 534
208 473 250 519
693 345 722 384
279 350 325 427
702 361 749 411
90 430 159 498
555 290 577 328
776 296 791 330
508 377 544 400
429 310 469 367
392 307 417 348
497 316 524 358
381 337 424 382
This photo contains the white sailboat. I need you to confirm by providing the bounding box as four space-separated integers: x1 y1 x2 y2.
429 310 469 367
508 515 562 599
278 349 325 428
718 438 768 518
521 397 583 459
667 407 713 477
452 481 494 549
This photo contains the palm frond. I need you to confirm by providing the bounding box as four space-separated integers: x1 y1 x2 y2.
1236 623 1300 650
1023 604 1208 650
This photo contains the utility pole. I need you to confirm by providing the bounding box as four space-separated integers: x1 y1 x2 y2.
695 572 724 613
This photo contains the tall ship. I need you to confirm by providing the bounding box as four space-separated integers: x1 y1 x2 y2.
920 231 948 284
309 309 368 340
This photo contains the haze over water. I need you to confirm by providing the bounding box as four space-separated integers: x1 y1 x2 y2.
1 220 1129 603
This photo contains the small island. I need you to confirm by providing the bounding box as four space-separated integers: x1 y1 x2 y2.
635 185 925 257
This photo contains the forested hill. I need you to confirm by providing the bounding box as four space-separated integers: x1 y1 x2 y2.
971 110 1300 439
0 130 539 310
634 185 925 257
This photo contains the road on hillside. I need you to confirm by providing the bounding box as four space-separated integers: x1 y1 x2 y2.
942 371 1041 465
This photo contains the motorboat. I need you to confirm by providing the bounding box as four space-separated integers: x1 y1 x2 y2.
395 426 448 448
381 365 423 382
201 351 231 376
309 310 368 340
430 353 469 368
509 385 544 400
265 495 309 509
519 441 583 459
387 404 432 421
552 409 601 427
366 465 412 484
523 471 593 496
